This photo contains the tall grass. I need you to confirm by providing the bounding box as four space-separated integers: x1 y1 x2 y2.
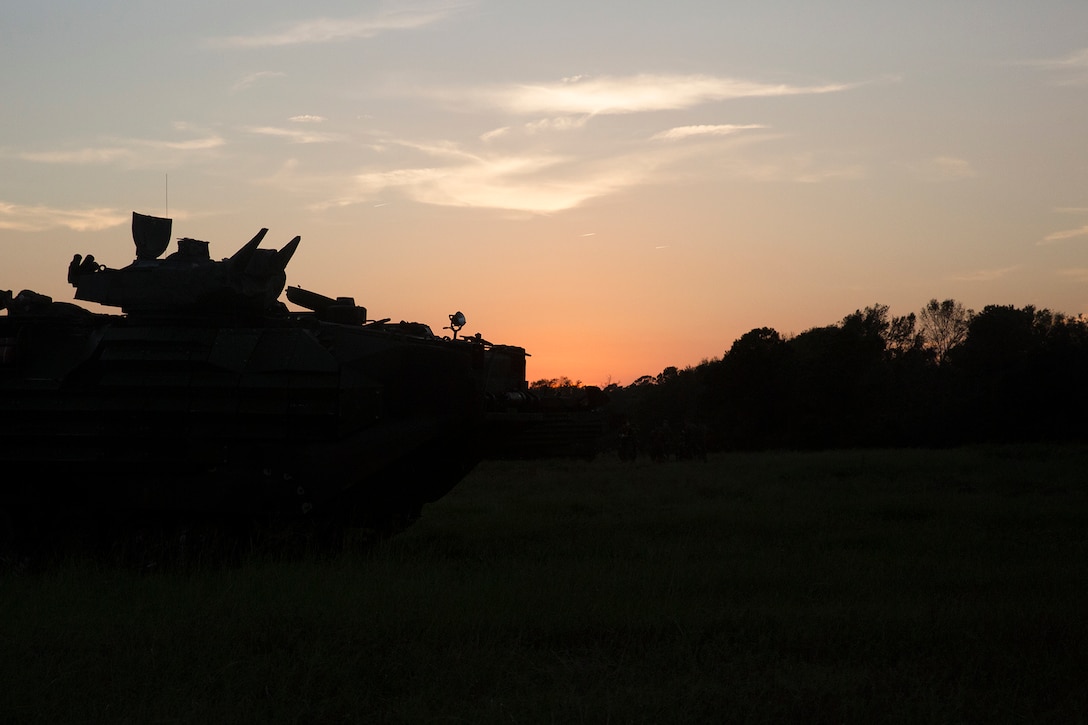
2 446 1086 724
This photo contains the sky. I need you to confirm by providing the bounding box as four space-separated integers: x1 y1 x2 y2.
2 1 1086 386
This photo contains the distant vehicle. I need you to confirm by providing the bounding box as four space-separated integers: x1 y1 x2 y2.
0 212 606 558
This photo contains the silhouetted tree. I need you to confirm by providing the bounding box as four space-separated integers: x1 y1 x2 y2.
714 327 793 448
950 304 1073 441
885 312 924 359
602 298 1088 453
530 376 583 390
919 298 973 364
787 326 834 444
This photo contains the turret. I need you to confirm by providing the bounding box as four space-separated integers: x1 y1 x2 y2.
70 212 300 316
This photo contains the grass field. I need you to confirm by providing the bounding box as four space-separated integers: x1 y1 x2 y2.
2 446 1087 724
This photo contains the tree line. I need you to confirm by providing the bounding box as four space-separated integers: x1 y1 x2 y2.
556 300 1088 452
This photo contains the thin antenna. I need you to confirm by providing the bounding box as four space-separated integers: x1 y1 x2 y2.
165 173 169 216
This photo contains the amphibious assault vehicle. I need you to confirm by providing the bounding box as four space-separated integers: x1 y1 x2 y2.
0 213 605 557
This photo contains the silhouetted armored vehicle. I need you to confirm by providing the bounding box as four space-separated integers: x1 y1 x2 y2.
0 213 606 558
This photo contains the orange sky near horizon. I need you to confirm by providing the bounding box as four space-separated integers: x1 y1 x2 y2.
2 2 1087 387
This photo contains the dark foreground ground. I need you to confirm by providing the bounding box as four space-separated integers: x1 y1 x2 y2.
2 446 1086 724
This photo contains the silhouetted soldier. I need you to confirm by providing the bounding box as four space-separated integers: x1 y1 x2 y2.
67 254 83 285
68 254 101 286
79 254 100 275
3 289 92 318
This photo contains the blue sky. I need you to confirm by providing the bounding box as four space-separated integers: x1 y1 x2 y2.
2 1 1086 384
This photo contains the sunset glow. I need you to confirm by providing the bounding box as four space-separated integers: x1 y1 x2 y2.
2 2 1086 385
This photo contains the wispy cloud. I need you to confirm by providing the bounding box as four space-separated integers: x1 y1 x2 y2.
231 69 861 213
524 116 591 134
290 71 860 210
652 124 766 141
480 117 589 142
17 147 133 165
479 127 510 142
282 119 857 214
244 126 344 144
299 138 682 214
950 267 1018 282
0 202 128 232
462 74 856 116
1040 224 1088 245
16 133 226 168
908 155 977 182
231 71 286 93
348 152 647 214
930 156 976 179
1020 47 1088 85
210 4 470 48
1058 267 1088 282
